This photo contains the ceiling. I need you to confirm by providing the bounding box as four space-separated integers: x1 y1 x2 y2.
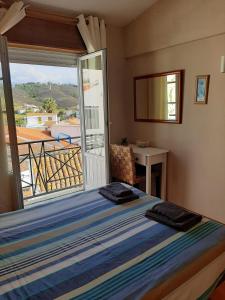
26 0 158 27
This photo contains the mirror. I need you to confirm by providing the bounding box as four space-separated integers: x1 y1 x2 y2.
134 70 184 123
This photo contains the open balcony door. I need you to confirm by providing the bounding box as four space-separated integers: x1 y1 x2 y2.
78 50 109 190
0 36 23 210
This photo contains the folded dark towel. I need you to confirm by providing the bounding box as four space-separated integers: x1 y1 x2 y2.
145 202 202 231
151 202 195 222
100 182 132 197
99 188 139 204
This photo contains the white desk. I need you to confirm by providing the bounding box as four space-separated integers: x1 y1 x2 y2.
131 145 169 199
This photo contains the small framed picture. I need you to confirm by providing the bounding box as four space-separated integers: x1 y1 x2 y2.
195 75 210 104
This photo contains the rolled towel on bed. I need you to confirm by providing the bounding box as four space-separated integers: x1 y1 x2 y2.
99 183 139 204
145 202 202 231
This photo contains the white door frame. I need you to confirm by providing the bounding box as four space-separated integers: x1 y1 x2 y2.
0 36 23 209
78 49 109 190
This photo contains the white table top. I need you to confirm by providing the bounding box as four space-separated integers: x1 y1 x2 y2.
130 144 169 157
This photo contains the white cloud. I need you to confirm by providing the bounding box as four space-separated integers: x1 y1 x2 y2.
10 63 78 85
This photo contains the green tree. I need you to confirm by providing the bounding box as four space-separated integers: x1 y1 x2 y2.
15 115 26 127
58 110 66 121
42 98 58 113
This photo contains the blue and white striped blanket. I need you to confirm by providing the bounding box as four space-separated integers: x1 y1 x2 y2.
0 187 225 300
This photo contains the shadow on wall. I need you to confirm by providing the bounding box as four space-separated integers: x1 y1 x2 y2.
167 151 189 207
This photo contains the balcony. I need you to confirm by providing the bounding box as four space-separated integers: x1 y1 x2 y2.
18 136 84 205
17 134 105 205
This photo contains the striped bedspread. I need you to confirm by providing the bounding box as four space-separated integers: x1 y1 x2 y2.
0 187 225 300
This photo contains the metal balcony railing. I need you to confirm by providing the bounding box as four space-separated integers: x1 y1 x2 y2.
17 134 104 200
18 136 83 199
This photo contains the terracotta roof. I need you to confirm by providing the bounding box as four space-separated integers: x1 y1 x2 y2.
33 148 83 194
52 118 80 126
44 120 57 126
21 147 83 198
17 127 83 198
68 117 80 125
16 127 74 156
83 83 90 91
16 127 51 143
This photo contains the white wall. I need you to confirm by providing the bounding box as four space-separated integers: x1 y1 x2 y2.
26 114 58 128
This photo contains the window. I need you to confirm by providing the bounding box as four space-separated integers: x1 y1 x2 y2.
48 117 52 121
84 106 100 129
166 75 177 120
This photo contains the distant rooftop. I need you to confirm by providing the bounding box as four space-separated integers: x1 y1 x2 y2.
52 118 80 126
16 126 71 153
16 127 51 143
26 113 57 116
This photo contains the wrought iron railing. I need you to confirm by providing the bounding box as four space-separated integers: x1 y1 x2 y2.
18 134 104 200
18 136 82 199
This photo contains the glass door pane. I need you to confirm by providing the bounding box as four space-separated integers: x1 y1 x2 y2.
79 50 109 189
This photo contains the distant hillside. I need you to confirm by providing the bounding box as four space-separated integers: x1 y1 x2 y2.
12 83 79 109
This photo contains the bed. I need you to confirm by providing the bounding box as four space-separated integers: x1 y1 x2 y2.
0 186 225 300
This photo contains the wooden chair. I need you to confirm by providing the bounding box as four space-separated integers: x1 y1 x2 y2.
110 144 145 186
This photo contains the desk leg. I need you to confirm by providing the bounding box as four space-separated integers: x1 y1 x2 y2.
160 154 167 200
146 165 152 195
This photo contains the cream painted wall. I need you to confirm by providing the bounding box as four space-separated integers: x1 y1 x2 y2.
136 79 149 119
123 0 225 223
124 0 225 57
107 26 128 143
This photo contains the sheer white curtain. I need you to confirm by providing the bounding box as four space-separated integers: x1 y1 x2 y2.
0 1 26 35
77 14 106 53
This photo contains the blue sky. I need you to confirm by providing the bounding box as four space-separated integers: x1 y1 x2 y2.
10 63 78 85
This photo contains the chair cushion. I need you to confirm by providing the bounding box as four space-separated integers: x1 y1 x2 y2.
110 144 136 185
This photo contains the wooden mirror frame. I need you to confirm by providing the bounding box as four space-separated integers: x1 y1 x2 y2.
134 70 184 124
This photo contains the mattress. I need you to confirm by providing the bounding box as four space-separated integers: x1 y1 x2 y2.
0 187 225 300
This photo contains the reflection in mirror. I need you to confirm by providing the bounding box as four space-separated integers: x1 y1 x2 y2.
81 55 105 156
134 70 184 123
